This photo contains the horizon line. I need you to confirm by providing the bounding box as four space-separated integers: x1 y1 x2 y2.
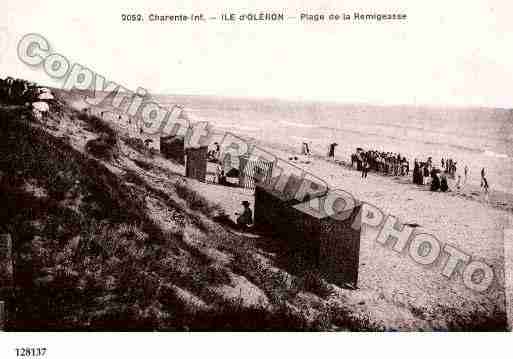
6 74 511 111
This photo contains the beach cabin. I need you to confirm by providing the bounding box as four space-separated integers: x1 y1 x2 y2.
185 146 208 182
254 176 361 288
160 135 186 165
160 134 208 182
238 155 274 189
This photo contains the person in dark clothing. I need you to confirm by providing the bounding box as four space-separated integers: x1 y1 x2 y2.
481 168 489 197
413 160 422 185
236 201 253 229
440 174 449 192
327 143 337 159
482 177 489 191
423 164 429 178
361 159 369 179
430 173 440 191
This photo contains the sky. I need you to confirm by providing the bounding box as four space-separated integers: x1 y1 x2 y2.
1 0 512 108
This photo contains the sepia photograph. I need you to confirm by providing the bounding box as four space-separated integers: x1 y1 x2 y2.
0 0 512 356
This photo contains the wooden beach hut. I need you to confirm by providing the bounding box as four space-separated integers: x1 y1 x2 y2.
160 134 208 182
160 135 185 165
254 176 362 288
185 146 208 182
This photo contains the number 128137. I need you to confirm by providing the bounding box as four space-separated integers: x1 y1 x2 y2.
15 348 47 357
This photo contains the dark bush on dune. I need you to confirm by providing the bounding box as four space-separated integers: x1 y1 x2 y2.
78 112 117 139
86 133 118 161
79 112 119 161
295 271 333 298
122 137 154 157
133 159 155 172
174 182 224 217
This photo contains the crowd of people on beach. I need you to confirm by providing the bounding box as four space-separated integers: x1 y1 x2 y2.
347 147 490 198
351 149 410 178
441 157 457 175
412 158 451 192
413 156 489 197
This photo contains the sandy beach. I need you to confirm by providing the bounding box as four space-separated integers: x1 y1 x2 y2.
268 144 510 294
81 100 512 327
65 97 513 328
186 132 512 328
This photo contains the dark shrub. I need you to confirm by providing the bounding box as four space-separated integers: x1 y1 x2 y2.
86 134 118 161
123 137 153 157
295 271 333 298
174 182 223 217
78 112 117 139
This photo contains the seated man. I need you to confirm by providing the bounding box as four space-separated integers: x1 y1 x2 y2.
236 201 253 229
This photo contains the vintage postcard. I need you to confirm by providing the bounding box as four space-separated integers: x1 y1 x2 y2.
0 0 511 356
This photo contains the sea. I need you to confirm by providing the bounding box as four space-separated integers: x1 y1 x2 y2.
154 94 513 194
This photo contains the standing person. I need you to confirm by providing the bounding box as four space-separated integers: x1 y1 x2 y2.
361 158 369 179
327 143 337 160
412 160 418 184
481 168 489 201
464 165 469 185
440 173 449 192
